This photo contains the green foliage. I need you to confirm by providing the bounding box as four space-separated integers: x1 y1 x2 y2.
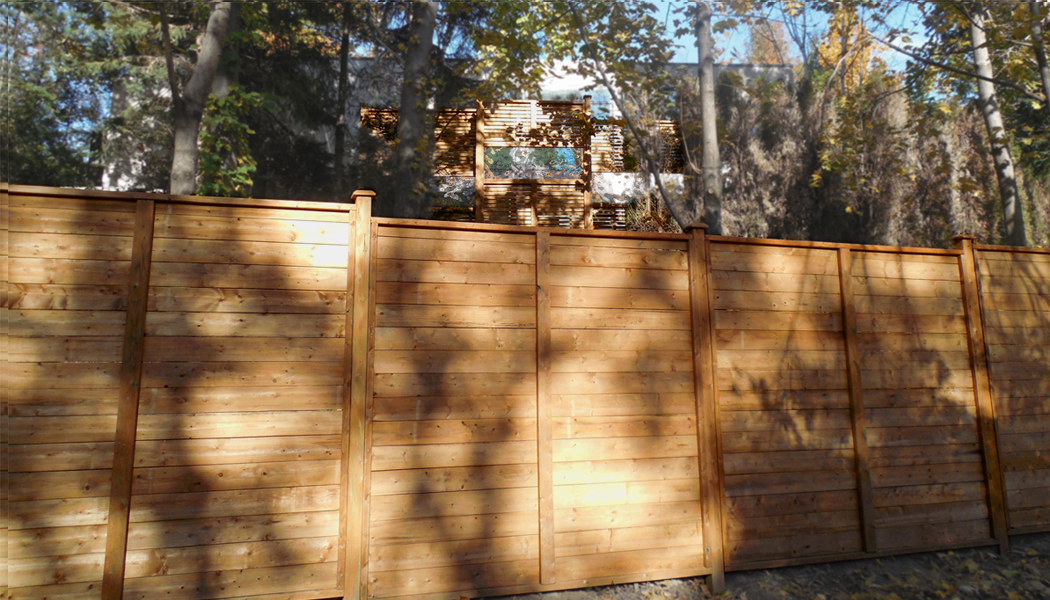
197 84 271 197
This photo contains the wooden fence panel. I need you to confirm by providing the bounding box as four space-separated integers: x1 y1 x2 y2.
851 251 995 553
710 243 862 568
977 248 1050 535
367 224 541 600
6 193 136 600
549 234 710 587
122 201 352 600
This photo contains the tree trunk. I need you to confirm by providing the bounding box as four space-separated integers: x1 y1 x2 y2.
387 1 436 218
1030 1 1050 114
168 1 234 196
969 2 1027 245
334 2 352 198
697 1 723 234
678 81 706 228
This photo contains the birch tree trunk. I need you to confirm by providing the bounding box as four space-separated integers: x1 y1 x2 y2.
969 2 1027 245
1030 1 1050 115
697 1 723 234
388 1 436 218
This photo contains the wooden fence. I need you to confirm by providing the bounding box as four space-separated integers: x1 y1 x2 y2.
2 184 1048 600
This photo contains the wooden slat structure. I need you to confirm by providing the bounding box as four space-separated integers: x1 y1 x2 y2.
3 183 1049 600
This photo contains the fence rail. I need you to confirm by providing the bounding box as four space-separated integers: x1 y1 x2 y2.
2 183 1048 600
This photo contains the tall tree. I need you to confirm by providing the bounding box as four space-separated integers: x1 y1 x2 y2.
697 2 723 233
161 1 234 195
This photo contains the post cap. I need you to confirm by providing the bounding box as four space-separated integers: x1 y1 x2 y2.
351 190 377 202
684 222 708 233
951 233 977 244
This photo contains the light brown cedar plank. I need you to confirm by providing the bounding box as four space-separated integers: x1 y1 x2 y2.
125 510 339 551
10 524 107 558
862 388 976 409
372 418 536 446
370 441 537 471
999 453 1050 471
987 344 1050 363
991 380 1050 399
374 350 536 374
377 236 536 264
550 372 693 395
726 530 862 564
714 329 844 352
866 425 978 448
999 431 1050 453
139 385 342 415
874 519 991 552
717 369 848 392
7 581 107 600
376 281 535 307
11 553 105 588
377 259 535 286
10 497 109 529
989 362 1050 382
121 562 340 600
369 535 539 573
726 509 859 541
148 287 346 314
866 406 977 428
375 372 539 398
9 470 110 501
712 290 841 313
9 310 126 337
7 283 128 311
144 313 345 338
555 545 705 582
854 295 964 316
554 522 702 557
856 350 973 371
154 200 350 223
553 457 698 486
1010 486 1050 509
726 490 859 518
151 237 348 268
135 411 341 441
717 350 845 371
11 416 117 445
140 361 342 388
7 362 120 389
133 435 340 468
715 310 842 332
851 253 962 280
1008 507 1050 530
553 436 697 463
978 275 1050 296
148 262 347 291
874 500 988 529
123 536 338 579
551 286 688 311
719 390 850 412
721 429 854 453
131 459 339 495
868 444 982 468
155 213 349 245
128 485 340 523
852 277 962 298
369 511 538 545
985 396 1050 418
368 558 538 598
552 393 697 417
550 350 693 373
720 409 852 432
860 368 976 391
9 205 136 235
550 307 690 331
375 304 536 328
1005 468 1050 491
547 236 686 252
551 329 692 352
724 469 856 497
370 464 538 496
710 271 841 295
10 232 132 261
370 487 538 522
375 327 535 351
710 248 838 276
980 291 1050 313
553 479 699 509
855 332 969 352
984 326 1050 346
978 256 1050 277
374 395 537 421
852 313 967 335
8 337 123 364
550 266 689 291
870 462 984 488
10 258 131 286
872 481 986 508
723 449 855 475
378 226 534 245
9 442 114 473
549 244 687 270
552 416 696 439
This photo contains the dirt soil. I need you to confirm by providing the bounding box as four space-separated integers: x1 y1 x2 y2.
499 533 1050 600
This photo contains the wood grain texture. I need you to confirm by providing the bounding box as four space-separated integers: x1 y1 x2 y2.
536 232 555 584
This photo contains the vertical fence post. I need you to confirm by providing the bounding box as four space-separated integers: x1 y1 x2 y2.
474 101 486 223
101 198 155 600
836 248 877 553
686 225 725 593
954 235 1010 553
535 232 555 584
344 191 374 600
